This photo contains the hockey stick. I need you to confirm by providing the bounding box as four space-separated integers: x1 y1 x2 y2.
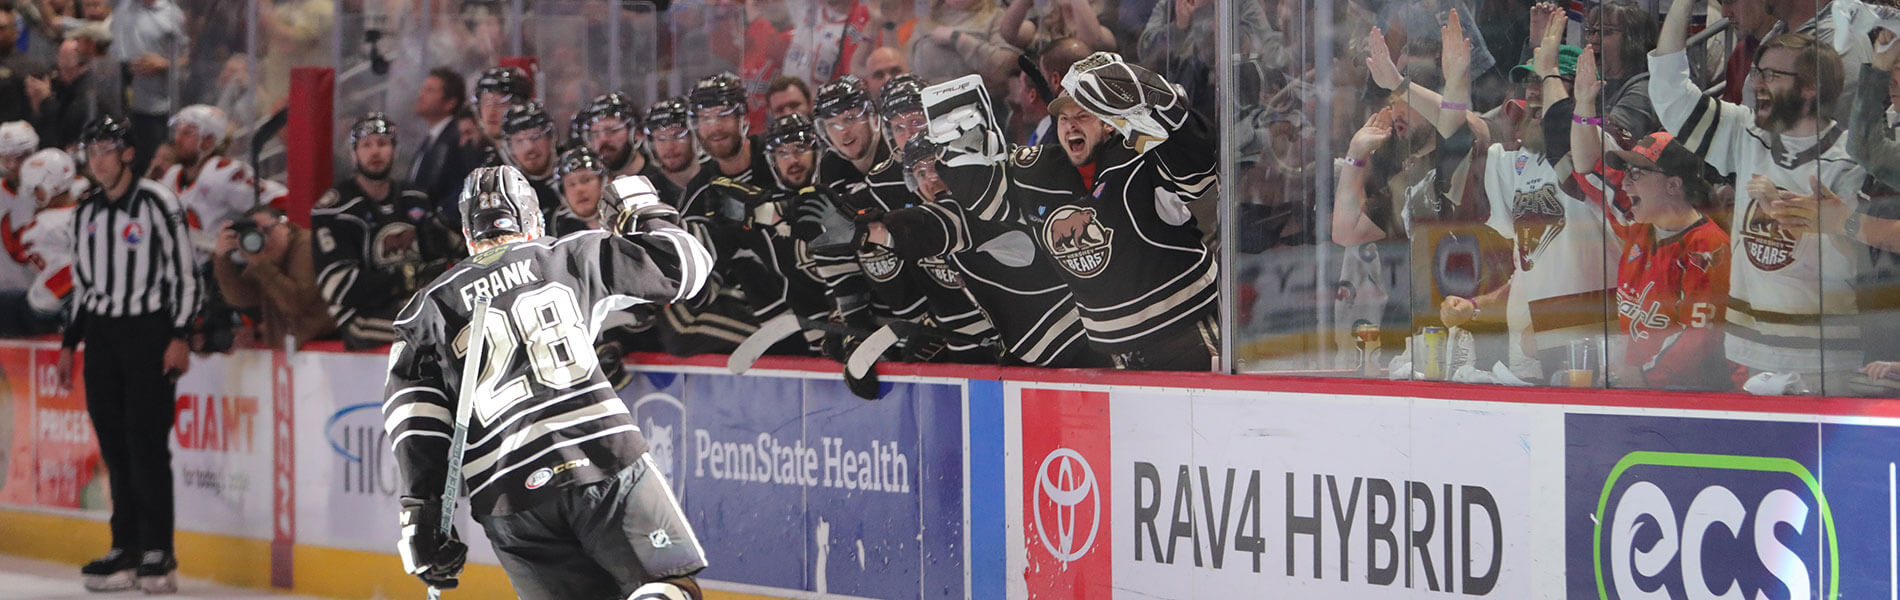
428 295 491 600
844 320 998 381
726 313 803 374
730 312 997 375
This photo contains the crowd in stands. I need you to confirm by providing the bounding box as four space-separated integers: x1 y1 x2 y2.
15 0 1900 395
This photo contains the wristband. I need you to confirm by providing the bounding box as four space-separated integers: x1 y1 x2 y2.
1543 74 1567 81
1338 156 1367 168
1439 100 1469 111
1846 211 1865 240
1573 115 1603 125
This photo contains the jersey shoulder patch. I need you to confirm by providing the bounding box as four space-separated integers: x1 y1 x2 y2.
868 158 898 176
315 189 344 208
1010 145 1044 168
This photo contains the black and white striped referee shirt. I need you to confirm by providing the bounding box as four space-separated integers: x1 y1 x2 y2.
61 179 202 345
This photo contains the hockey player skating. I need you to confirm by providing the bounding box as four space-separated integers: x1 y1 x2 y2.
384 166 712 599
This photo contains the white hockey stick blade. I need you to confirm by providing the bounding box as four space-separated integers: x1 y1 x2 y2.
727 313 801 374
429 295 491 600
846 325 902 380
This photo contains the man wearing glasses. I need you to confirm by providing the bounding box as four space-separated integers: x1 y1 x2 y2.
1651 0 1865 393
498 101 564 232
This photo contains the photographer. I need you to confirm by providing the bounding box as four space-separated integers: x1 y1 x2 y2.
211 205 332 349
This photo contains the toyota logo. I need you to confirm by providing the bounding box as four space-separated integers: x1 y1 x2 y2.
1033 448 1099 563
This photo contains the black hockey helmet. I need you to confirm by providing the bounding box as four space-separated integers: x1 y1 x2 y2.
474 66 531 104
689 73 748 115
563 110 589 150
763 113 817 151
585 92 640 128
79 115 131 148
877 74 926 120
556 145 607 181
645 97 692 134
814 75 872 120
459 165 544 242
900 133 943 168
349 112 397 146
502 101 554 137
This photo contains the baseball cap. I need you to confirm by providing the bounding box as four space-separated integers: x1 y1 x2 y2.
1510 45 1582 83
1047 92 1079 116
1607 131 1704 182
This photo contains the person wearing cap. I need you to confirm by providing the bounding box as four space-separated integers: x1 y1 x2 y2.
0 121 43 297
0 147 83 335
308 113 458 350
497 101 564 230
154 104 290 263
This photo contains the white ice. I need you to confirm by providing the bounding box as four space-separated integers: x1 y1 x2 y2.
0 555 323 600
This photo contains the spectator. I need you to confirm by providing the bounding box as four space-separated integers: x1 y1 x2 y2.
409 67 482 217
311 113 458 350
64 115 197 595
27 38 107 150
1582 0 1660 140
257 0 334 112
908 0 1020 92
780 0 879 85
1006 60 1052 146
0 148 81 335
1651 0 1864 393
767 75 815 118
997 0 1115 54
0 5 33 124
863 45 909 98
1720 0 1778 105
645 98 703 200
1138 0 1276 119
1764 0 1872 114
498 101 564 229
153 105 290 260
109 0 189 179
211 205 331 349
18 0 77 61
0 122 41 296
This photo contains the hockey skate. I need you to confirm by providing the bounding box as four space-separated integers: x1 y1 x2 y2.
135 550 177 594
80 548 137 592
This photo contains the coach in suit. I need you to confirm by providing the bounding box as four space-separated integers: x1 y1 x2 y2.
408 67 482 219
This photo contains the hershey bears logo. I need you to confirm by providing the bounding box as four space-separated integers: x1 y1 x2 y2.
1740 200 1797 271
918 256 963 289
371 222 423 266
1042 206 1113 278
1508 184 1565 271
860 245 903 282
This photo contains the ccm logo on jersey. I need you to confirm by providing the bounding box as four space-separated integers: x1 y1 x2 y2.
1042 206 1113 278
525 458 593 489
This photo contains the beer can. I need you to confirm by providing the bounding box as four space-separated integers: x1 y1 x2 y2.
1418 327 1447 380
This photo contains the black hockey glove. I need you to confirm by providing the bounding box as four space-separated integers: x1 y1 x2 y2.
608 175 682 233
397 496 468 590
597 340 633 391
705 177 766 227
850 206 889 252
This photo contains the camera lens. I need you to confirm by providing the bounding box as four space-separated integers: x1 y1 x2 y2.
240 231 266 254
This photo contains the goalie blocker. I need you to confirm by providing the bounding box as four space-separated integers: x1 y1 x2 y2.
385 167 710 599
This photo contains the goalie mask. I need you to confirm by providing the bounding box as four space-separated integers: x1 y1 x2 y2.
1060 51 1180 151
459 165 544 245
920 75 1007 167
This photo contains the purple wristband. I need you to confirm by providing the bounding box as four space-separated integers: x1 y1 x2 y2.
1573 115 1603 125
1439 100 1469 111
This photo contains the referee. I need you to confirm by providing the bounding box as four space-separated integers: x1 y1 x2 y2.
57 116 201 595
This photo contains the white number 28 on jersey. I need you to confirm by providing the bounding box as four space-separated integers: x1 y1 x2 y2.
453 283 596 425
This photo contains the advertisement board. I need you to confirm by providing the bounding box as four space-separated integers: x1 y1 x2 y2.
169 350 277 538
1565 414 1900 600
621 367 968 600
1009 384 1541 599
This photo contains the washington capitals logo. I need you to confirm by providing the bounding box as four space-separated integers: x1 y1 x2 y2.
122 223 144 245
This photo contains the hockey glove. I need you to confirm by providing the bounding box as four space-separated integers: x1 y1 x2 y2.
609 175 682 233
792 187 855 244
705 177 766 227
1062 52 1181 149
850 206 889 252
597 340 633 391
397 497 468 590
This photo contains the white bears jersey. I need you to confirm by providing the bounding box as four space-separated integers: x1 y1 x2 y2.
158 158 291 260
1482 144 1612 365
1651 49 1868 373
0 180 39 292
22 206 75 315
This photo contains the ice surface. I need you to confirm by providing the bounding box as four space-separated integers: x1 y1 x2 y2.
0 554 324 600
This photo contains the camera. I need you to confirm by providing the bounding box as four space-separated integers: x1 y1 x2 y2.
227 220 267 264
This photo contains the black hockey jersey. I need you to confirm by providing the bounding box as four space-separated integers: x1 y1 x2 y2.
311 179 462 349
384 222 712 515
988 113 1219 355
815 144 930 324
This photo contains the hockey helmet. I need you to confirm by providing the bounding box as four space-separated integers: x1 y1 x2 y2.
79 115 130 148
814 75 872 120
899 135 945 196
474 66 531 105
0 121 38 157
877 74 926 121
556 145 608 181
502 101 555 137
349 112 398 146
645 97 692 136
459 165 544 243
763 113 818 151
170 104 231 146
19 149 77 208
585 92 640 128
689 73 748 116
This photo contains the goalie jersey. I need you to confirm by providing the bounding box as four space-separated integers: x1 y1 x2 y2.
383 222 712 515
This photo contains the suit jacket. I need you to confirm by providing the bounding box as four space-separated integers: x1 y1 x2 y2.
409 122 482 217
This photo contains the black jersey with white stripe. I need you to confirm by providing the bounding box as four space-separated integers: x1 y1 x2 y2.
311 180 462 349
63 178 201 347
383 220 711 515
816 144 930 324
